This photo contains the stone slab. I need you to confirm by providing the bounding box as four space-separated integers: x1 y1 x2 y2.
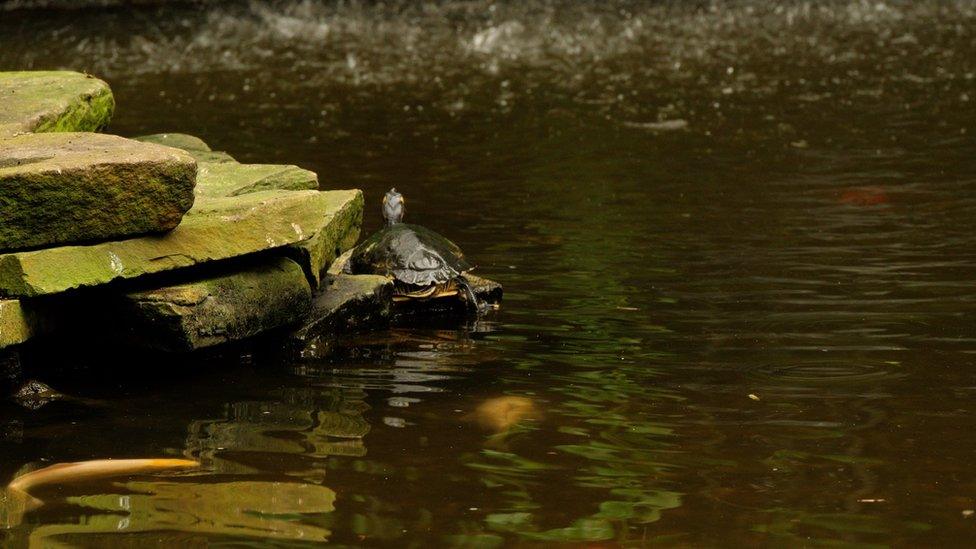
0 300 31 349
119 257 312 352
0 71 114 137
0 188 363 297
133 133 236 164
289 210 361 290
195 162 318 198
288 274 393 349
132 133 211 152
0 132 197 251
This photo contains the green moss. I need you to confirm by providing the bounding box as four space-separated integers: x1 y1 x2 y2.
0 189 363 297
0 300 30 349
133 133 236 163
122 257 312 352
0 132 197 251
289 190 363 288
0 71 114 136
132 133 212 152
195 162 318 198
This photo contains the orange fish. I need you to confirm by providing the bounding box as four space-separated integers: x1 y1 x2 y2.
2 458 199 526
838 186 889 206
469 396 539 433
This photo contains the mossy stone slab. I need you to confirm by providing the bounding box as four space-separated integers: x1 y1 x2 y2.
120 257 312 352
134 133 344 286
0 300 31 349
133 133 236 164
0 132 197 251
196 162 318 198
0 188 363 297
0 71 114 137
132 133 212 152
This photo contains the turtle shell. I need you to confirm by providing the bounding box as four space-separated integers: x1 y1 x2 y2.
349 223 472 286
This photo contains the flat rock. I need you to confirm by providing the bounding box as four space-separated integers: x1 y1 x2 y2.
137 133 338 285
196 162 318 198
118 257 312 352
0 300 31 349
0 132 197 251
0 71 114 137
288 274 393 350
0 188 363 297
132 133 211 152
133 133 236 164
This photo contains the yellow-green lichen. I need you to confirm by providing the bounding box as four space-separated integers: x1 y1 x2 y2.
0 132 197 251
0 189 363 297
0 71 115 137
123 257 312 352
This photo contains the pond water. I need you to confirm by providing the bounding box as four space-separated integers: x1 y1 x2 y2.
2 0 976 545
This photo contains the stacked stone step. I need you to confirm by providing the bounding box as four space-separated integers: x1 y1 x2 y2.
0 70 364 354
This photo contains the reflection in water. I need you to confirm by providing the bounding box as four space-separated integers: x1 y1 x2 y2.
1 0 976 545
17 480 336 545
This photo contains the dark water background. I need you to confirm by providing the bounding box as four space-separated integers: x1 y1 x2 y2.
2 0 976 545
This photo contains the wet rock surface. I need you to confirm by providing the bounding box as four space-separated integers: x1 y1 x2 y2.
118 257 312 352
0 71 114 137
0 132 197 251
11 379 63 410
288 273 394 350
0 189 362 297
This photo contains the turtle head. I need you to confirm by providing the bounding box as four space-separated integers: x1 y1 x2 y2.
382 188 404 226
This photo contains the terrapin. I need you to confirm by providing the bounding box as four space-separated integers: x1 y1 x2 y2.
345 188 483 312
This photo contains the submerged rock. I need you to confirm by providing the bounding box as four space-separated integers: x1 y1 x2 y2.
11 379 64 410
195 162 318 198
0 132 197 251
119 257 312 352
0 71 114 137
0 349 22 396
0 189 362 297
288 273 394 350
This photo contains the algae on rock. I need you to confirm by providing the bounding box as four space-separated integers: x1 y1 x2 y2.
120 257 312 352
195 162 318 198
0 132 197 251
133 133 236 164
0 300 31 349
0 189 363 297
0 71 114 137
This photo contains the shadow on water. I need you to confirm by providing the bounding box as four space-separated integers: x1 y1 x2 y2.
2 0 976 545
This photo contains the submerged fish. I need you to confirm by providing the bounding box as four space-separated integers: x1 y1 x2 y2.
838 186 889 206
468 396 539 433
8 458 200 494
2 458 199 527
